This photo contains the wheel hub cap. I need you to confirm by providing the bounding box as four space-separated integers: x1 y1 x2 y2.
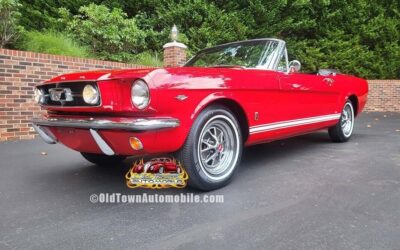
197 115 240 181
341 103 354 137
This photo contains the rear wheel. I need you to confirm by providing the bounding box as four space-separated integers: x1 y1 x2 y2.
177 105 243 191
81 152 126 166
328 100 355 142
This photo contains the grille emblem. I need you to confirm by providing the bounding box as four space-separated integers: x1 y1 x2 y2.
49 88 73 102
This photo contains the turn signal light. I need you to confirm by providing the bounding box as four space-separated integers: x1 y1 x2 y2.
129 137 143 150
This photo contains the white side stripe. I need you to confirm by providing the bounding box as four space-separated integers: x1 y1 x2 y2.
249 114 341 134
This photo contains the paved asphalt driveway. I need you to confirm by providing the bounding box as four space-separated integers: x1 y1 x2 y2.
0 112 399 249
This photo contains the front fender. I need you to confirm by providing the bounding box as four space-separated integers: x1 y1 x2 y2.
165 91 249 151
190 92 234 120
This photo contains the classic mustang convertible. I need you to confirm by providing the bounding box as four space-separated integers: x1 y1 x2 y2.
32 39 368 190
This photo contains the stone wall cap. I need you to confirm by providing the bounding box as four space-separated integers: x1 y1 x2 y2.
163 41 187 49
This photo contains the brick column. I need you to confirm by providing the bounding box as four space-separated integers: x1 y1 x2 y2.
163 41 187 67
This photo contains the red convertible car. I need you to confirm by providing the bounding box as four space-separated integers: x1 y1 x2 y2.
32 39 368 190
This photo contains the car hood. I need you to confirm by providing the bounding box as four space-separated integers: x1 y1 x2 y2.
44 66 270 90
45 68 158 83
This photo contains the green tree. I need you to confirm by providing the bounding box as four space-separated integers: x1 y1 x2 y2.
0 0 23 48
61 3 147 62
18 0 91 30
7 0 400 78
243 0 400 78
135 0 249 52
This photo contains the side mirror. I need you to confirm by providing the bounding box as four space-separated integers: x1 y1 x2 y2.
288 60 301 73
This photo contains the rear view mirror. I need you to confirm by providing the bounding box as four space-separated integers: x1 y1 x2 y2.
288 60 301 73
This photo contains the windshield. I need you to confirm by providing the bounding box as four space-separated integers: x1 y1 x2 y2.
185 40 282 69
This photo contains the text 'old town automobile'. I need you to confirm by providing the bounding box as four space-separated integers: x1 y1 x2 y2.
32 39 368 190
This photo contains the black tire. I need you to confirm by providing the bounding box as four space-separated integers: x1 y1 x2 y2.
176 105 243 191
81 152 126 166
328 100 355 142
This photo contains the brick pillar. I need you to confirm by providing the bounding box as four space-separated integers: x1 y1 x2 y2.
163 41 187 67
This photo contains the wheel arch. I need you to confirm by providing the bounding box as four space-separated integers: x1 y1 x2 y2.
348 94 359 116
191 94 250 143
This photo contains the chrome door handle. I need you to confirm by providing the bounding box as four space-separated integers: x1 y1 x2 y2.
291 83 301 89
323 78 334 86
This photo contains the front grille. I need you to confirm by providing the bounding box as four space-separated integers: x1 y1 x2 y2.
38 82 100 107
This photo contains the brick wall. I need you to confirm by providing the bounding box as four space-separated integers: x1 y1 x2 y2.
0 48 147 141
0 48 399 141
364 80 400 112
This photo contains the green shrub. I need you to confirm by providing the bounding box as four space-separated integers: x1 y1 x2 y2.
131 51 162 67
60 4 146 62
17 31 90 57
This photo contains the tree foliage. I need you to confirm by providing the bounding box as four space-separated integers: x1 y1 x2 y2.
136 0 249 52
60 4 147 62
0 0 23 48
6 0 400 78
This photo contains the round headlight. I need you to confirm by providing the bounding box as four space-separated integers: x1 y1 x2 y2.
34 87 44 104
82 84 99 104
131 80 150 109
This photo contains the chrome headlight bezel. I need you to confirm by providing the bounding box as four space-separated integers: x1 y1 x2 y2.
82 84 100 105
131 79 150 110
34 87 45 104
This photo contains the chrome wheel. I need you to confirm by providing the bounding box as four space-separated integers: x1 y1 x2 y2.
341 102 354 137
197 115 240 181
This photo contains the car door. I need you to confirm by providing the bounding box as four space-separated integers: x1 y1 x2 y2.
278 72 341 121
247 43 342 144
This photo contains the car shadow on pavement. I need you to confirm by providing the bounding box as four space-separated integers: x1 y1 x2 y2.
241 131 332 170
29 131 335 200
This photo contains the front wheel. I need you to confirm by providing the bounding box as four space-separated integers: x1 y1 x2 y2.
328 100 355 142
177 105 243 191
81 152 126 166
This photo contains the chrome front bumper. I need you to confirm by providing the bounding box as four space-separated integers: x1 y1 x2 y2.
31 116 180 155
32 117 180 131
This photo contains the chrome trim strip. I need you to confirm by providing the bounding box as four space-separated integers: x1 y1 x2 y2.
89 129 115 156
249 114 341 134
32 117 180 131
32 124 57 144
44 80 97 84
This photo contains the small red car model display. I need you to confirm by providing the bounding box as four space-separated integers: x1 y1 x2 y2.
32 39 368 190
131 158 182 174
